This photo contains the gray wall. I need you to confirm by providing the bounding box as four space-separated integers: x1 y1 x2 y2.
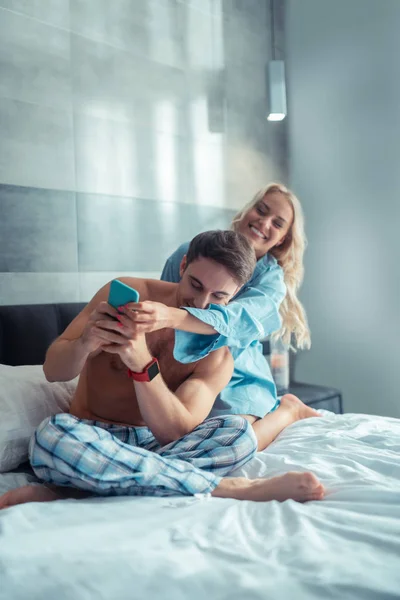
0 0 287 304
286 0 400 417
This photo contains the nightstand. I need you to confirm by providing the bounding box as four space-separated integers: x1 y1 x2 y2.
287 381 343 414
261 340 343 414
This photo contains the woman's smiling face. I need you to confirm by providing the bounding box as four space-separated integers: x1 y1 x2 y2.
237 191 294 259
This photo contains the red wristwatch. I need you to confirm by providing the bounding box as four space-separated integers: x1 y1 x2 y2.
127 357 160 382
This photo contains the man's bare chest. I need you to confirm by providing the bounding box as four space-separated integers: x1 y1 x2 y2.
146 329 195 389
90 330 195 391
75 330 197 425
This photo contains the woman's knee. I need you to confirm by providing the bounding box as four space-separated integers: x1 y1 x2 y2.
232 416 258 452
212 415 258 453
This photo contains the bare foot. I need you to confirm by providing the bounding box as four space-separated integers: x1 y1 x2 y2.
280 394 321 421
253 394 322 451
0 484 62 510
212 471 325 503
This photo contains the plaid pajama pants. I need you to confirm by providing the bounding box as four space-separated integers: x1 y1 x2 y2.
29 413 257 497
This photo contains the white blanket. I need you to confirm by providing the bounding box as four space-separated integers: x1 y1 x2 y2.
1 411 400 600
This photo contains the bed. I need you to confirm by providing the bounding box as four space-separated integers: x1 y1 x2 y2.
1 303 400 600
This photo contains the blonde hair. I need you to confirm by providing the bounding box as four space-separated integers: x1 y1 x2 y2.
232 182 311 350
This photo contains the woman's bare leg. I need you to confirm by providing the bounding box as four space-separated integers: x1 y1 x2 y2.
253 394 321 451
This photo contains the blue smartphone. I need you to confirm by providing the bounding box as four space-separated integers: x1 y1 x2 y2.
108 279 140 309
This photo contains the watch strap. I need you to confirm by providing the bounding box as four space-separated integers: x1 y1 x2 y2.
127 357 160 382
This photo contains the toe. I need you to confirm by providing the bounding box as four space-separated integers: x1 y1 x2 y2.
314 489 325 500
305 487 325 501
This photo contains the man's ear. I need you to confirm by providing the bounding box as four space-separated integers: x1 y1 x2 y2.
179 255 187 278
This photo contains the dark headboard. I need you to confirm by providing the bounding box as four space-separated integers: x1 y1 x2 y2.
0 303 279 374
0 303 86 366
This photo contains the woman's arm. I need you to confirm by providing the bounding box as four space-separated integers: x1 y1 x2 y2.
171 266 285 364
149 268 285 342
158 243 285 360
161 244 285 345
179 263 286 345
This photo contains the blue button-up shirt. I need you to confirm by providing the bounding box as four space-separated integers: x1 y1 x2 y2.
161 242 286 418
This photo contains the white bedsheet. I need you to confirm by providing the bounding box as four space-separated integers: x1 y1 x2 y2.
1 411 400 600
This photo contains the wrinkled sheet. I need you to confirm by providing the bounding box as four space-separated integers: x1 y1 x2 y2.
1 411 400 600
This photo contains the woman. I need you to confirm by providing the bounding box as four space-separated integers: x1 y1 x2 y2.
131 183 319 450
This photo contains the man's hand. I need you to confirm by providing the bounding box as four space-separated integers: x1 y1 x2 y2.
97 305 153 372
119 301 179 334
80 301 122 354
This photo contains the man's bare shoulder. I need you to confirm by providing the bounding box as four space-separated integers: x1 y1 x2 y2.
193 346 233 377
79 277 147 306
179 346 233 399
117 277 177 304
113 277 149 299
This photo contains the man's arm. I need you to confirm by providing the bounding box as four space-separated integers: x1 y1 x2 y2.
43 278 146 382
133 347 234 446
101 315 234 446
43 300 102 382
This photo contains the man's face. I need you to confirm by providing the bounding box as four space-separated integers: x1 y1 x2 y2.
177 256 240 309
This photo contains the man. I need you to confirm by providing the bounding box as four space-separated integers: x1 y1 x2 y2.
0 231 324 509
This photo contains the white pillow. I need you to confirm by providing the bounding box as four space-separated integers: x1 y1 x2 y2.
0 364 77 472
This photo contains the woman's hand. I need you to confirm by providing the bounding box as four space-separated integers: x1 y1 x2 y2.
119 302 217 336
118 301 180 333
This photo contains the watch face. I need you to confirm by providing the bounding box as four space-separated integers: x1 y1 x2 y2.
148 360 160 381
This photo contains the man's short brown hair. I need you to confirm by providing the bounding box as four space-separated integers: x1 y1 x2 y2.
185 230 256 286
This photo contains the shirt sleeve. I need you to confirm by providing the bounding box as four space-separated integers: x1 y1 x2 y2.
160 242 189 284
173 260 286 364
184 260 286 346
